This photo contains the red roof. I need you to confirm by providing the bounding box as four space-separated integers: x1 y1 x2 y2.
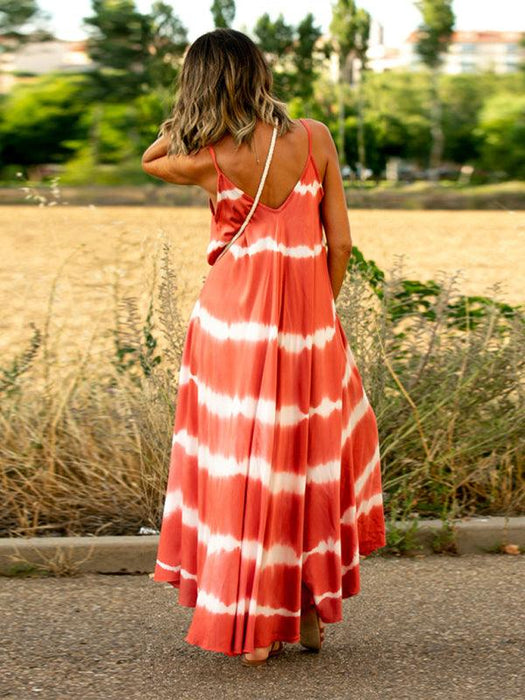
406 30 524 44
68 41 88 51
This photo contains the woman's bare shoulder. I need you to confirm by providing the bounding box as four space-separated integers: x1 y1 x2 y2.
301 118 337 180
302 118 332 139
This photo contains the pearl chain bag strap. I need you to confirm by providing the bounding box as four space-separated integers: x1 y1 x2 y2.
215 118 278 264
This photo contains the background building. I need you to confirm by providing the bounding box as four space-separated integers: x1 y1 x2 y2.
368 28 524 74
0 39 92 93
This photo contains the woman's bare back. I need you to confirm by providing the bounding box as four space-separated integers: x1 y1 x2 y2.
204 118 318 211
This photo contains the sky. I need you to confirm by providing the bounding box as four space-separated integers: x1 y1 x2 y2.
37 0 524 47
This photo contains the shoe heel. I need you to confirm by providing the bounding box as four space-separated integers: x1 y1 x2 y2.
300 606 322 651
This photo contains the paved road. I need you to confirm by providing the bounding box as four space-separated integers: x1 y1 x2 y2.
1 554 523 700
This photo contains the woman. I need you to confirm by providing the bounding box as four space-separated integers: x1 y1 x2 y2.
142 28 386 666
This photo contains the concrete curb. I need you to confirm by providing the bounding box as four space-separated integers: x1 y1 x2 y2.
0 517 523 576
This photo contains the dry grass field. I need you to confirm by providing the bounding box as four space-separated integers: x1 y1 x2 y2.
2 204 523 534
1 206 524 360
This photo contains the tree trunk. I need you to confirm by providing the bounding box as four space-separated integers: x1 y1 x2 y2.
90 104 103 165
356 61 366 181
337 55 345 167
429 67 444 182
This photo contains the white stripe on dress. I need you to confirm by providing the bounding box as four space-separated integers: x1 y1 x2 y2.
217 187 244 202
229 239 324 260
293 180 323 197
189 300 338 352
177 369 346 426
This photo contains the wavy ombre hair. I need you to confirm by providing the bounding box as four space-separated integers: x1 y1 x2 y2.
159 28 294 156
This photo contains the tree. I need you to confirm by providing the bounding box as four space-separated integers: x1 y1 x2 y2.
293 14 323 109
0 0 39 36
83 0 187 168
475 93 525 179
363 70 432 167
210 0 235 29
352 9 370 179
439 73 490 165
147 1 188 90
329 0 371 175
0 74 90 166
83 0 187 100
0 0 52 50
414 0 455 180
84 0 152 100
519 35 525 74
253 13 295 100
253 12 322 106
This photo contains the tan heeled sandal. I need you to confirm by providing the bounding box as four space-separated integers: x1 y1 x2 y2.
241 640 285 666
300 606 325 651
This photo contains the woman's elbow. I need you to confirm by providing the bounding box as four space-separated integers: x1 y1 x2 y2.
141 157 166 181
141 154 155 173
328 236 352 256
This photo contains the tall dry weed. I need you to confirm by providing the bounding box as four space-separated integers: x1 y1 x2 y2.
337 254 524 520
1 235 523 537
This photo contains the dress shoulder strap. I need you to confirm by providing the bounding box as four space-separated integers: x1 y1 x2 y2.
207 144 220 174
299 118 312 156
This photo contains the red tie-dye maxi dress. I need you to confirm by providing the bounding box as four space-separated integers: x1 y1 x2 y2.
152 118 387 656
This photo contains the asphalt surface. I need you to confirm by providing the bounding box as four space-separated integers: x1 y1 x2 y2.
1 554 523 700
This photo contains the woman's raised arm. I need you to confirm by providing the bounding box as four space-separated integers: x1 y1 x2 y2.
141 135 201 185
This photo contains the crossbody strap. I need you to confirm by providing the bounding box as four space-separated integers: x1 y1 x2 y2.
215 118 278 263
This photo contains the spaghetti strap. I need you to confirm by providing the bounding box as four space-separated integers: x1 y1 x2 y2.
299 118 312 156
208 144 220 174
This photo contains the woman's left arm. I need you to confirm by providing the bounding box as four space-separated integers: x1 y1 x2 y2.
141 135 199 185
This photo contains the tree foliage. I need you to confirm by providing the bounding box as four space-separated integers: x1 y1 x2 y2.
290 14 323 105
0 0 52 45
0 1 523 182
414 0 455 176
330 0 370 78
0 74 90 165
329 0 371 168
414 0 455 69
84 0 153 99
0 0 38 36
147 1 188 89
330 0 358 64
253 12 322 104
210 0 235 29
475 93 525 178
83 0 188 100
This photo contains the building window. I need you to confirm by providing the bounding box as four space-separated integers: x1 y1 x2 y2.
460 43 476 53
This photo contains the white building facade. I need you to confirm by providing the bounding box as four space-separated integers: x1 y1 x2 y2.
368 29 524 74
0 39 92 93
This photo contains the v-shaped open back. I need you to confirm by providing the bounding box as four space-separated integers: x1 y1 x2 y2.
208 118 313 212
